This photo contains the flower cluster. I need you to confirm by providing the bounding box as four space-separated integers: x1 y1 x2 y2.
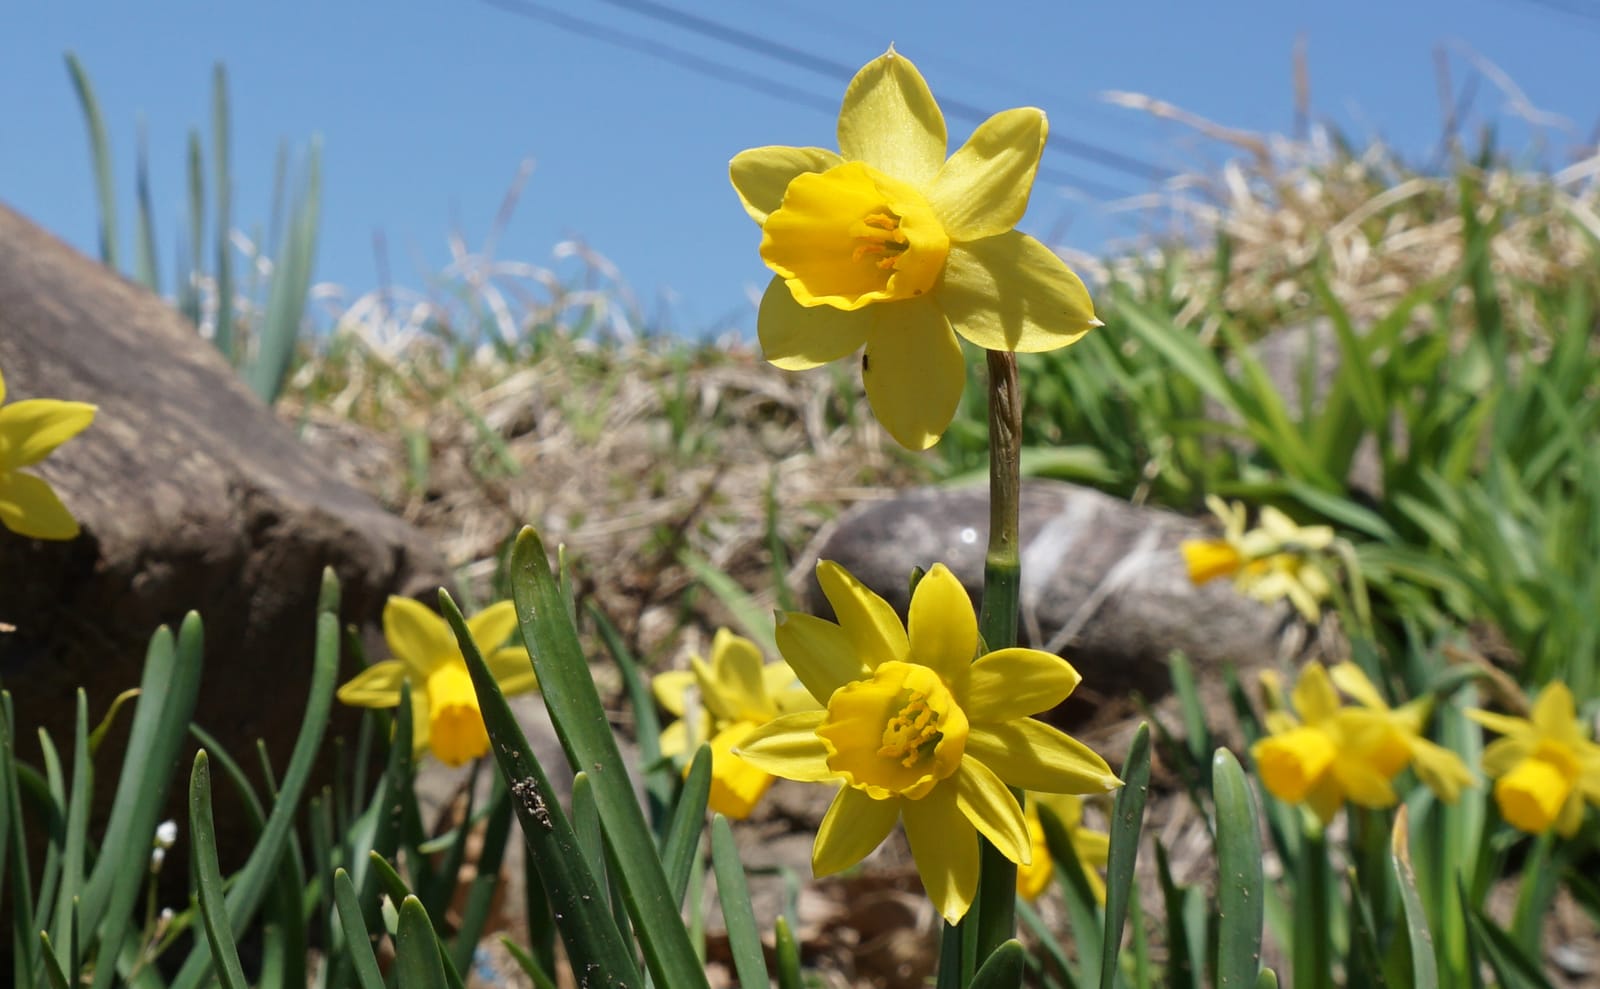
735 561 1121 924
0 363 96 540
336 597 536 767
1469 682 1600 836
1017 791 1110 903
731 48 1099 450
1180 496 1336 621
651 629 818 819
1251 661 1472 824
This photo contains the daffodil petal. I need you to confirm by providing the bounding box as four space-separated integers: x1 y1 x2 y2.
861 299 964 451
708 630 770 722
0 366 7 405
907 564 976 693
837 48 946 185
410 687 432 758
903 783 978 924
658 718 690 758
927 107 1046 241
1408 736 1474 803
1555 787 1585 837
336 660 408 708
735 710 834 781
939 233 1098 353
965 721 1121 793
1466 708 1532 740
467 601 519 654
814 561 909 670
757 276 869 371
1334 757 1398 809
486 646 538 696
1290 663 1340 723
0 399 97 469
813 786 900 875
652 669 695 718
1530 683 1578 742
953 759 1029 865
730 145 842 224
1328 662 1389 711
1305 775 1343 824
706 722 775 820
0 471 80 540
1578 746 1600 803
774 610 867 704
383 597 457 680
1481 736 1532 778
966 648 1082 722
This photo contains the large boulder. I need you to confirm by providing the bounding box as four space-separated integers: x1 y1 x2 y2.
801 480 1316 709
0 202 448 828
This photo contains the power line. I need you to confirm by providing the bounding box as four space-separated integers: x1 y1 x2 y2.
584 0 1178 183
478 0 835 114
481 0 1138 199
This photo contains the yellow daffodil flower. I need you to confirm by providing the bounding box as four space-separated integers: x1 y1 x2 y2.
0 364 97 540
337 597 536 767
730 48 1099 451
1016 791 1110 903
1251 663 1412 824
652 629 818 819
1328 661 1474 803
1468 682 1600 836
1180 497 1335 621
736 561 1121 924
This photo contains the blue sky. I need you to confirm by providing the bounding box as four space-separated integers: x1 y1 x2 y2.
3 1 1595 339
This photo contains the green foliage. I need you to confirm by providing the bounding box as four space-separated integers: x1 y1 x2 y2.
65 55 322 404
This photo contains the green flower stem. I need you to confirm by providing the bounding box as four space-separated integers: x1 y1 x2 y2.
974 349 1023 964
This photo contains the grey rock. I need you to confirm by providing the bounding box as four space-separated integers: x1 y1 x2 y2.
801 481 1306 700
0 203 448 856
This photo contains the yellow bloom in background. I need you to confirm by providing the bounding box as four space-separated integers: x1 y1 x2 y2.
1468 682 1600 836
652 628 818 820
730 48 1099 451
1181 497 1335 621
337 597 536 767
1016 791 1110 903
737 561 1121 924
0 364 97 540
1251 662 1412 823
1328 661 1474 803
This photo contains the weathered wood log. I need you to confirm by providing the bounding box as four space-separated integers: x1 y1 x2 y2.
0 202 448 862
802 481 1315 707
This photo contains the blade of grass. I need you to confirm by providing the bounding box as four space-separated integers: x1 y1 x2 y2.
211 63 235 359
170 570 340 989
1099 722 1151 989
662 745 712 907
244 139 321 402
970 939 1025 989
86 615 204 989
774 914 803 989
1391 806 1439 989
1213 749 1264 988
447 776 515 977
710 814 766 989
440 589 644 987
189 752 249 989
48 693 92 976
65 53 118 268
394 897 449 989
333 869 387 989
509 529 712 989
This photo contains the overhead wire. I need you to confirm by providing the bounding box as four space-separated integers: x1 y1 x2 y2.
478 0 1145 200
584 0 1179 184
